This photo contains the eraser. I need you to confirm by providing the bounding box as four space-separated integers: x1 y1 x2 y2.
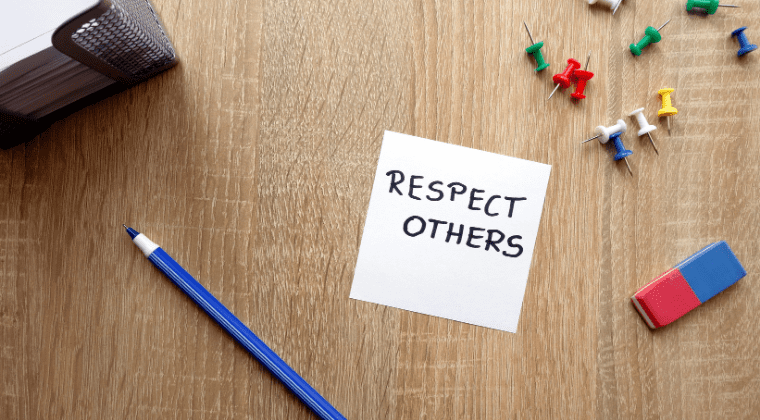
675 241 747 302
632 241 746 328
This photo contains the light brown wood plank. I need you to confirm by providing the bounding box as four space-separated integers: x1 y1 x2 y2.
1 0 759 418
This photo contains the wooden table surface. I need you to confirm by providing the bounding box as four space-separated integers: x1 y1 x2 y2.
2 0 759 418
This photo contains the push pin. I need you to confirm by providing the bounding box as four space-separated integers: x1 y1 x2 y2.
658 88 678 135
731 27 758 57
587 0 624 15
609 132 634 176
524 22 550 71
582 119 634 176
629 108 659 155
630 20 670 56
571 51 594 100
548 58 581 100
686 0 738 15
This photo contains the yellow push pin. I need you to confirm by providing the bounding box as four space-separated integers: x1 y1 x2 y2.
658 88 678 135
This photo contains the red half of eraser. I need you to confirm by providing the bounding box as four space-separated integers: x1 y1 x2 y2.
631 268 702 328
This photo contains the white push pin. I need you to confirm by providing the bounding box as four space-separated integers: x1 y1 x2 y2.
629 108 659 155
587 0 624 15
583 119 627 144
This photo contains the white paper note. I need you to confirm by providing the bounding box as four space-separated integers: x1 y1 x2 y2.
350 131 551 333
0 1 98 55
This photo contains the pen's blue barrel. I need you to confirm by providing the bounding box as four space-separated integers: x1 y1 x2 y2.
147 248 346 420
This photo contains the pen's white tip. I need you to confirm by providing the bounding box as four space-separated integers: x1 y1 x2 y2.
133 233 160 257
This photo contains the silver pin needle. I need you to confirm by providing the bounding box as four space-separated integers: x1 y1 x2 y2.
613 0 622 15
657 19 671 32
123 224 127 228
718 4 739 7
667 117 671 135
624 157 633 176
524 21 535 45
584 51 591 70
582 134 601 144
647 132 660 155
548 83 561 100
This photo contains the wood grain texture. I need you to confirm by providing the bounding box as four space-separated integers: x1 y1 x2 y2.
1 0 759 418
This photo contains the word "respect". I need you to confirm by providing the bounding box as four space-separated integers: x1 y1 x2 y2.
386 170 527 218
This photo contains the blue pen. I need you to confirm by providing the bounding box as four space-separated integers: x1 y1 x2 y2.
124 225 346 420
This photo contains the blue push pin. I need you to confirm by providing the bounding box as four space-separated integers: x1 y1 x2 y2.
610 131 634 176
581 119 634 176
731 27 758 57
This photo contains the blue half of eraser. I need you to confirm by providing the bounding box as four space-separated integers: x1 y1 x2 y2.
675 241 746 302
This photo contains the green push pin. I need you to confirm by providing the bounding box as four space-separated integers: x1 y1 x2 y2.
630 19 670 56
686 0 738 15
524 22 550 72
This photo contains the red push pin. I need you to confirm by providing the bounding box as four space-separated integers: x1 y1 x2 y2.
548 58 581 100
571 51 593 100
